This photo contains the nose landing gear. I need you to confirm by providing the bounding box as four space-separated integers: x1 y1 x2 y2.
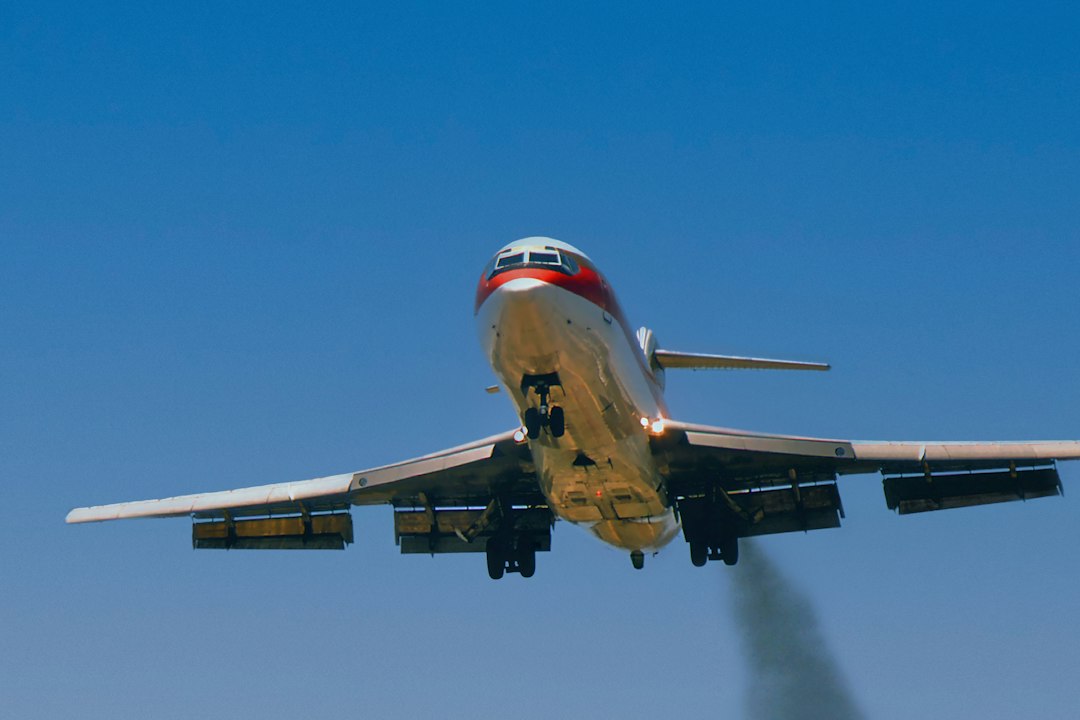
520 373 565 439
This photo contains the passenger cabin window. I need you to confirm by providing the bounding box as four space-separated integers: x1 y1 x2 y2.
487 247 579 279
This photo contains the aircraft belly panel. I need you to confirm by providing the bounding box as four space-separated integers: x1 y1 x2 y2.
477 278 663 444
477 277 679 552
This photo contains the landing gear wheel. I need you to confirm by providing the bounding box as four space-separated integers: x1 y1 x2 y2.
517 540 536 578
523 408 542 439
486 543 505 580
689 542 708 567
548 406 565 438
630 550 645 570
720 536 739 566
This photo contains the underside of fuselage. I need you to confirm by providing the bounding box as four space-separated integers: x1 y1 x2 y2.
476 255 681 554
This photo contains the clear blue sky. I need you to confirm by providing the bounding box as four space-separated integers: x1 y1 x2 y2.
3 3 1079 718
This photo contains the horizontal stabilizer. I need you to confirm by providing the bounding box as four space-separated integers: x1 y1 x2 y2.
653 349 830 372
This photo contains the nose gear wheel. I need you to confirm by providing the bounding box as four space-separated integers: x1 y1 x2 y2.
524 408 542 439
548 406 565 437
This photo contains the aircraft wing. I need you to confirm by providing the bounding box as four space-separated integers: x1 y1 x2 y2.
66 430 546 552
655 420 1080 540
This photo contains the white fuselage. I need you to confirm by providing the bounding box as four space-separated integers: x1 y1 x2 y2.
477 275 681 552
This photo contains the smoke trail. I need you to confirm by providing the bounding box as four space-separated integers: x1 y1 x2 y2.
730 540 865 720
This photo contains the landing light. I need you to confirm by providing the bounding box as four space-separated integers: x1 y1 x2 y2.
513 429 527 443
641 417 666 435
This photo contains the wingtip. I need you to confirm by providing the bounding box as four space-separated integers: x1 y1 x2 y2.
66 507 95 524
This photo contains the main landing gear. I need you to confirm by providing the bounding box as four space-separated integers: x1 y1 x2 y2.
486 535 537 580
521 374 565 439
679 494 742 568
689 536 739 567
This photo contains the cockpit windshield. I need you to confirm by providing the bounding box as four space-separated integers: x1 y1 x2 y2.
487 247 579 279
495 252 526 269
527 251 560 265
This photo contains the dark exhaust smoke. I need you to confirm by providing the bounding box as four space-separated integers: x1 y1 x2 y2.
730 540 865 720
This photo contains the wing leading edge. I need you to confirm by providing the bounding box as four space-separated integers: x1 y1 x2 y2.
659 420 1080 476
66 430 547 554
65 472 355 523
66 430 536 524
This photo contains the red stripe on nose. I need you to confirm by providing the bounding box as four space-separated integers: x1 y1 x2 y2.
475 266 608 315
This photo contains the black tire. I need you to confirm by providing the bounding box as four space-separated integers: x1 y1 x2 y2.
720 536 739 566
689 542 708 567
486 543 505 580
630 550 645 570
548 406 565 437
524 408 542 439
518 540 536 578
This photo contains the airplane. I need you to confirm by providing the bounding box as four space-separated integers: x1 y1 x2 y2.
67 237 1080 579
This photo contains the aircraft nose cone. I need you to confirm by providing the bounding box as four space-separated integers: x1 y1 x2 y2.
490 277 555 324
477 275 561 354
496 276 547 298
